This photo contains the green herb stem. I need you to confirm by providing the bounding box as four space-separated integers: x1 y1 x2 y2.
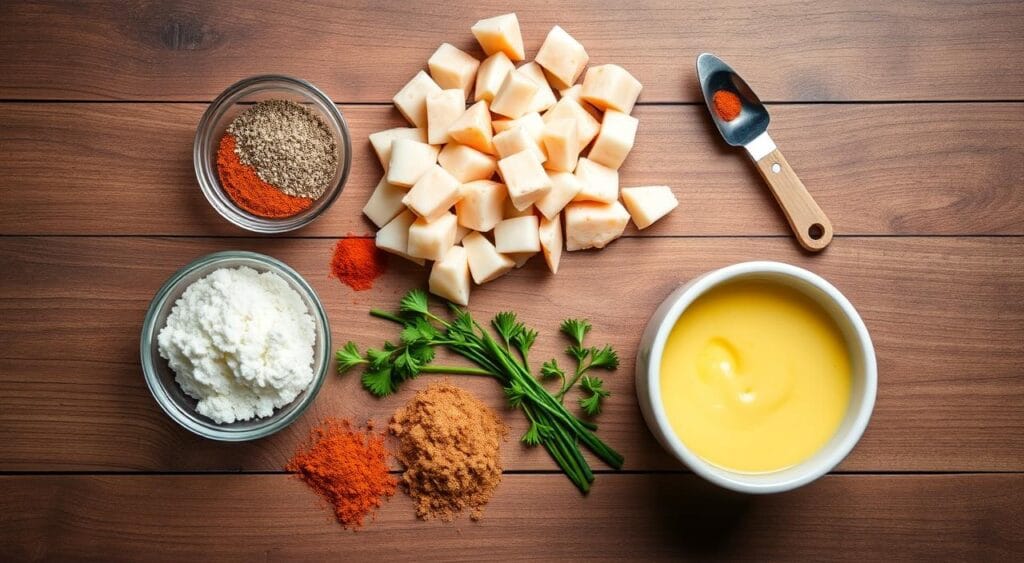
369 309 405 324
417 365 497 377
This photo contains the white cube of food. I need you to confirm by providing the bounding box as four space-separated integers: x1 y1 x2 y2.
621 185 679 230
492 118 514 134
490 69 540 119
428 43 480 99
564 201 630 251
541 118 579 173
511 112 546 141
387 139 440 188
408 212 458 261
581 64 643 114
448 100 494 155
470 13 525 61
588 110 639 170
475 52 515 103
507 115 546 164
494 215 541 254
559 85 603 120
368 127 427 172
362 176 407 227
462 231 516 284
429 245 472 306
535 171 582 219
425 89 466 145
503 198 534 219
573 157 619 203
535 26 589 90
376 209 425 265
455 224 471 243
538 214 563 273
438 142 496 183
497 150 552 210
393 71 443 128
543 96 600 149
402 164 462 221
519 62 557 114
493 125 547 163
456 179 507 232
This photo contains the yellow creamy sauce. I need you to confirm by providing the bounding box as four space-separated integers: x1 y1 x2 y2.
660 280 851 473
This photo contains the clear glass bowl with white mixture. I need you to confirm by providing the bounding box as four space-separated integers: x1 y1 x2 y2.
140 251 330 441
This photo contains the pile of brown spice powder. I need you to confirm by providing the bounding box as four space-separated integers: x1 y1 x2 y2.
389 382 508 522
286 418 397 530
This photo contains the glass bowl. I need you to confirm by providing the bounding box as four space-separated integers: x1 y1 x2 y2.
194 75 352 233
140 251 331 441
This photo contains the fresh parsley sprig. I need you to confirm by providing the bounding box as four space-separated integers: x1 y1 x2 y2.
336 289 624 493
547 319 620 416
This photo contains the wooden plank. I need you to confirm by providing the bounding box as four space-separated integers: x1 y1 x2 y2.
0 236 1021 472
2 1 1023 102
0 474 1020 561
1 103 1021 236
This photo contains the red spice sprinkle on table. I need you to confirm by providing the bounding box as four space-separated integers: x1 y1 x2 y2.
286 418 397 530
330 237 388 291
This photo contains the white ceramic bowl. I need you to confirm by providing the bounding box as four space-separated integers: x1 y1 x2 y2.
635 261 877 493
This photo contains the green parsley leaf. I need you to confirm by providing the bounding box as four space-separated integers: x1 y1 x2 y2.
567 343 588 362
399 289 431 316
492 311 523 346
335 342 366 373
521 423 543 446
579 375 611 416
512 327 538 354
393 348 421 378
540 359 565 380
449 305 475 335
560 318 591 347
400 317 440 344
366 347 392 371
588 345 620 370
362 365 395 397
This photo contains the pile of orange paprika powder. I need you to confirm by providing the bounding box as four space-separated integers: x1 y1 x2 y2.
217 134 314 218
286 418 397 530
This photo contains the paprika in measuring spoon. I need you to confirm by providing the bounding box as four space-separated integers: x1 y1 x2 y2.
712 90 742 122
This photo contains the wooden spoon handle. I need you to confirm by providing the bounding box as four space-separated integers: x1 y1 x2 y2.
754 147 833 252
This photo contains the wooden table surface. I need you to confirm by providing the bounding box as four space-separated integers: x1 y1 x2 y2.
1 1 1022 560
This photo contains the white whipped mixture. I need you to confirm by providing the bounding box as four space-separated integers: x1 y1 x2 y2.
157 266 316 424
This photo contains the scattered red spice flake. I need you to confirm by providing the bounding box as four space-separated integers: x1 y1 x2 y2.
286 418 397 530
712 90 742 122
329 237 387 291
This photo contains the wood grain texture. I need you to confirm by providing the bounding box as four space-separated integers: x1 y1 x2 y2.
1 236 1021 472
1 474 1020 561
2 1 1023 102
1 103 1021 236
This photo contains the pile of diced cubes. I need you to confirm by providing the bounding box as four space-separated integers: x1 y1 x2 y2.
363 13 679 305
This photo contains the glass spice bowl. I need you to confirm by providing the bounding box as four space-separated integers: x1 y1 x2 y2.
194 75 352 233
140 251 331 441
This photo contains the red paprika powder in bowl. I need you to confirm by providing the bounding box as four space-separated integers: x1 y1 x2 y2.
194 75 352 233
